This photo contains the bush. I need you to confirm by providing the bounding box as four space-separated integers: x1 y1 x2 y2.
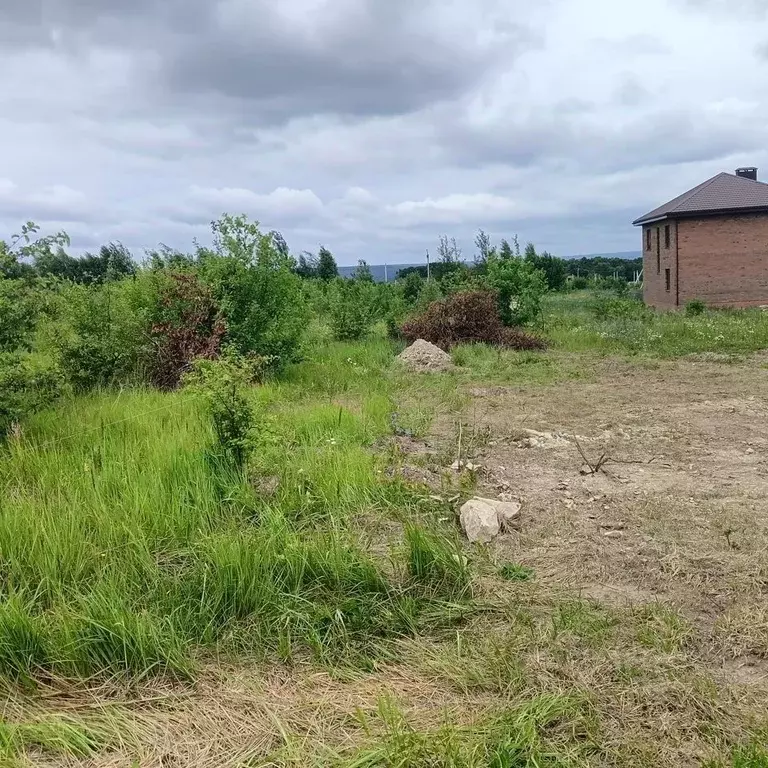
484 253 547 325
0 277 41 353
399 271 424 306
44 277 156 392
567 276 589 290
148 271 226 390
185 351 256 468
400 290 546 351
685 299 706 316
0 353 63 437
198 216 309 366
328 278 378 341
414 279 443 312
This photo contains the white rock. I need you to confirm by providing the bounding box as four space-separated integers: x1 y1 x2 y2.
459 499 501 543
459 497 522 542
495 499 522 532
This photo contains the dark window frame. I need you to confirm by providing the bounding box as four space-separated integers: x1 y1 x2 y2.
664 224 671 249
665 268 671 292
646 228 652 250
656 228 661 273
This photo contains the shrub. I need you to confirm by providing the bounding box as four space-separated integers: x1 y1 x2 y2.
414 279 443 312
685 299 706 316
185 351 256 468
328 278 378 341
0 353 63 437
198 216 308 366
484 253 547 325
0 277 41 353
587 293 647 321
400 290 546 351
148 271 226 390
399 271 424 306
44 277 155 392
567 276 589 290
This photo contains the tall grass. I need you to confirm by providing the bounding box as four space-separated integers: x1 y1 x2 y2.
0 340 472 683
541 292 768 357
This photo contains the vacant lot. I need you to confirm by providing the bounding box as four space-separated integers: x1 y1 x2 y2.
2 299 768 766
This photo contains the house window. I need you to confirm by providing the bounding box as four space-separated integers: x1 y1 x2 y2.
665 268 671 292
656 228 661 273
646 228 651 250
665 224 670 249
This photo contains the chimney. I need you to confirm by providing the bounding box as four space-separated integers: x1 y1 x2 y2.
736 167 758 181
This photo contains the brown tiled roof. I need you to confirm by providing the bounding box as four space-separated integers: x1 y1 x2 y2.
633 172 768 225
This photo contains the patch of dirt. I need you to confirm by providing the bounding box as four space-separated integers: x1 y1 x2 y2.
456 357 768 629
580 582 658 607
396 339 454 373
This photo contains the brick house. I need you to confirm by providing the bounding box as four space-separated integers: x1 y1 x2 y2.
633 168 768 308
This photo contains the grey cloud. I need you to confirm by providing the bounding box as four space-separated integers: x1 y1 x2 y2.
1 0 537 124
158 2 535 120
436 105 766 176
0 0 766 266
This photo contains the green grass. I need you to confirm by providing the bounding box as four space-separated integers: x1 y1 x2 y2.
267 693 599 767
498 563 535 582
540 291 768 358
0 715 113 764
0 340 473 682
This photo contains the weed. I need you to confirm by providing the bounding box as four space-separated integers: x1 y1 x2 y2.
634 603 691 653
404 525 472 600
686 299 706 316
499 563 534 582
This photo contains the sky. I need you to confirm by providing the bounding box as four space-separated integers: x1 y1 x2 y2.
1 0 768 265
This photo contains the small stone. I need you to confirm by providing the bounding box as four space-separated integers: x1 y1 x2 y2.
495 500 522 532
459 497 522 542
746 448 755 455
603 530 623 539
459 499 501 544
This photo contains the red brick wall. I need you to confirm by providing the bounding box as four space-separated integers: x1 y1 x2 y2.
677 214 768 307
642 221 677 308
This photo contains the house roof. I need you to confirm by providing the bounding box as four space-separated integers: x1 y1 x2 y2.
633 172 768 226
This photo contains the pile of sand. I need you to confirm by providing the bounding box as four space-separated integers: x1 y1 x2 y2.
397 339 454 373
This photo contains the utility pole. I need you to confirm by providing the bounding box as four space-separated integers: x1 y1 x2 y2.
426 249 431 281
384 263 388 283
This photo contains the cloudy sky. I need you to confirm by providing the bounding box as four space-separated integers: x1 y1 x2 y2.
1 0 767 265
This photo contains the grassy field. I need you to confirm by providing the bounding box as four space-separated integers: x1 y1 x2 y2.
2 296 768 766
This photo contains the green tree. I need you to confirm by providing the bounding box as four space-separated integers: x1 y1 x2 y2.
437 235 461 264
474 229 495 265
352 259 374 283
328 278 377 341
523 243 567 291
198 215 308 365
295 252 319 279
498 236 521 261
317 246 338 281
484 252 547 325
399 271 424 306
